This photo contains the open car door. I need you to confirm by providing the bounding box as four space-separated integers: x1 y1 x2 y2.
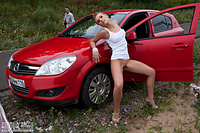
124 3 200 82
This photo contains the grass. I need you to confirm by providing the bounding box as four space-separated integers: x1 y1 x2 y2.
0 0 198 51
149 122 163 132
174 119 183 133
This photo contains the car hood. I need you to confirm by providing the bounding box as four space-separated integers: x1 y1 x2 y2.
13 37 90 65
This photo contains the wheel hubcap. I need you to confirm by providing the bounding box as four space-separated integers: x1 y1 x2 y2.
88 73 111 104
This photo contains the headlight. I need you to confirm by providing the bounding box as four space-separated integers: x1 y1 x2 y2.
35 55 77 76
7 54 14 68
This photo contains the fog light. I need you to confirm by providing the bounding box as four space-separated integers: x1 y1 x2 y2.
48 90 55 96
35 86 66 97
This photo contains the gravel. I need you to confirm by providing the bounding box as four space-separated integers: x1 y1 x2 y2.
0 84 147 133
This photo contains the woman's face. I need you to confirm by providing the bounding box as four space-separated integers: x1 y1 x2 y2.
94 13 109 27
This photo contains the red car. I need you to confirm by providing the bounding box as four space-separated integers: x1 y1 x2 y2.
6 3 200 108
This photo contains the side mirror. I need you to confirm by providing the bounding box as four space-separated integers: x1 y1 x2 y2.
127 32 137 41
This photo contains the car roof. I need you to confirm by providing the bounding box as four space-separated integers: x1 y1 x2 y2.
103 9 158 14
103 9 138 14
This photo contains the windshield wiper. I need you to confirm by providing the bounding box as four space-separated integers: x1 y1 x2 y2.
58 34 65 37
58 34 89 39
58 33 73 37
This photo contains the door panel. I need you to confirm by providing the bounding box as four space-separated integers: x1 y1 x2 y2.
125 34 195 82
124 3 200 82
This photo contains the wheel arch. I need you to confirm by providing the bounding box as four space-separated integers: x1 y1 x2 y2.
72 57 111 100
78 60 113 108
81 62 112 89
80 58 112 92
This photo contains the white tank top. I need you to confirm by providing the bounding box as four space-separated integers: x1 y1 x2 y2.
105 28 130 60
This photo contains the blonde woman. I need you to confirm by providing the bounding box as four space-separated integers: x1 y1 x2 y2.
90 12 158 123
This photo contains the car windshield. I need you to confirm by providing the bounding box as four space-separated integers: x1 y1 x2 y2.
58 14 127 39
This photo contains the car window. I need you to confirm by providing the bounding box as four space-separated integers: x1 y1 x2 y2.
122 13 148 31
59 14 127 39
127 6 196 40
122 13 149 39
151 6 195 37
166 16 172 30
152 15 172 33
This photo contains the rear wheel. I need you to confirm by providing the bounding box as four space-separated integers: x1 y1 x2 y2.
79 67 113 109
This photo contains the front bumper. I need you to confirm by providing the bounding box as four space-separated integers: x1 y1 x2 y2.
6 67 81 103
13 93 78 106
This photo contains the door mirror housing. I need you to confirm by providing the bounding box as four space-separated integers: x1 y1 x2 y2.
127 32 137 41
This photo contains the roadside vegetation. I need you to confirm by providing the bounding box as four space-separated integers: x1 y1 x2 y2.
1 0 200 132
0 0 199 51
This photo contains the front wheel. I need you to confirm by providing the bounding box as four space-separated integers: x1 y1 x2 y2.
79 67 113 109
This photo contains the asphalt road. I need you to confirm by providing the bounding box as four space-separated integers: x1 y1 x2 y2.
0 50 17 91
0 22 200 91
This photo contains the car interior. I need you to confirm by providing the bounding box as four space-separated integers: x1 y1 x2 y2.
122 13 149 39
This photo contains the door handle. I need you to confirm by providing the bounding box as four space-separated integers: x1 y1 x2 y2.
172 44 188 48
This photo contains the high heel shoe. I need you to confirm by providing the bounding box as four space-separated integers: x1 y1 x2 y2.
112 112 121 124
146 97 158 109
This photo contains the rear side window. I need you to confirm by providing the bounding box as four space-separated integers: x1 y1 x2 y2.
152 15 172 33
165 16 172 30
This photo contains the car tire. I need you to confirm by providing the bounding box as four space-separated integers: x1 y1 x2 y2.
79 67 113 109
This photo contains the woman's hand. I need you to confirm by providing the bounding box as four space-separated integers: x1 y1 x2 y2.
90 29 107 63
93 51 101 63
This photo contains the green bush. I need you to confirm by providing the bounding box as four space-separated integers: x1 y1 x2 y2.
40 21 58 34
31 8 58 25
23 26 35 37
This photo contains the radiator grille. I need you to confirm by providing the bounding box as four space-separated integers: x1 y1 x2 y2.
9 61 40 76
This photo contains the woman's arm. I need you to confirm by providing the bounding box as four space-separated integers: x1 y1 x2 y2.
90 29 108 63
90 29 107 48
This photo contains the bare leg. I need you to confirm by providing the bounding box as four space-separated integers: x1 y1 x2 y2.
124 60 157 107
111 59 157 123
111 60 124 121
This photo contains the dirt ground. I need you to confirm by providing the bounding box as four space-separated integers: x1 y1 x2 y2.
2 83 200 133
126 38 200 133
127 88 198 133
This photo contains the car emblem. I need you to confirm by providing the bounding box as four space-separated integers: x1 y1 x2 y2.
14 63 20 72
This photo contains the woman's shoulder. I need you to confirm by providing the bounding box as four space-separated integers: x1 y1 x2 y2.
97 28 108 36
95 28 109 39
100 28 109 34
